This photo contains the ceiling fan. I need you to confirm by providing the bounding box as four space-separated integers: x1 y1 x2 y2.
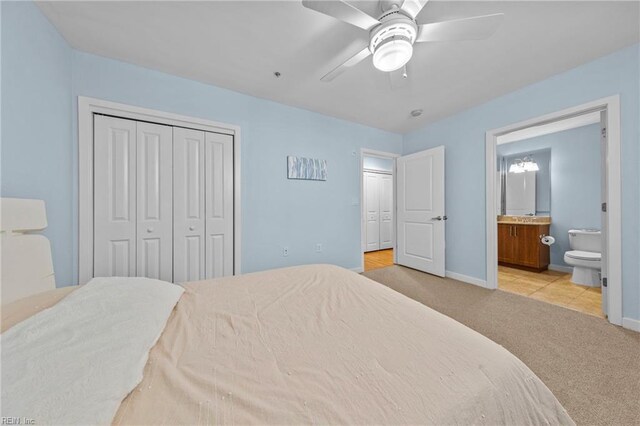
302 0 504 83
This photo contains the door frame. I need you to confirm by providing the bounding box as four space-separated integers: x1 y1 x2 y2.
78 96 242 285
359 148 400 273
485 95 622 325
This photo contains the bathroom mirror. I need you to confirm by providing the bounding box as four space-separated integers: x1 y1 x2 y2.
496 147 551 216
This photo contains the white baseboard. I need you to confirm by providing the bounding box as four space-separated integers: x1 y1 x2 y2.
350 266 364 273
622 317 640 332
549 264 573 274
445 271 488 288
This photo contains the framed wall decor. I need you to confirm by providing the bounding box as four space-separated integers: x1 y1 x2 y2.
287 156 327 181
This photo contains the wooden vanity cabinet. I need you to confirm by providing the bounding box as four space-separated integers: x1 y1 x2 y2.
498 223 550 272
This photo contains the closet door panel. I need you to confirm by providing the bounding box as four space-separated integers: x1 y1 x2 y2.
94 115 137 277
379 174 394 250
173 127 205 283
205 132 234 278
364 172 380 252
136 122 173 281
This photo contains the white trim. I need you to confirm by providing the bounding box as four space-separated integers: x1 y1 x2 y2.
350 266 364 273
548 264 573 274
445 271 488 288
486 95 622 325
497 111 600 145
359 149 400 272
363 168 393 175
622 317 640 333
78 96 242 284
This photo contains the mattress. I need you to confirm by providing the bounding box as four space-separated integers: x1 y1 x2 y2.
2 265 573 425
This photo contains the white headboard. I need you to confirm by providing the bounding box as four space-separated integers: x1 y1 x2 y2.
1 198 56 304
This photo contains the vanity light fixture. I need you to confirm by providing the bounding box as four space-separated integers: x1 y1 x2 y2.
509 156 539 173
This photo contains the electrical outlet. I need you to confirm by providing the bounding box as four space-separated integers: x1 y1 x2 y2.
316 243 322 253
283 247 289 257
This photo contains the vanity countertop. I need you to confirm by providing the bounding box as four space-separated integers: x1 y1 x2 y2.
497 215 551 225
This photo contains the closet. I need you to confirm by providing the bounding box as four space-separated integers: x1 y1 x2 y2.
93 115 234 283
363 171 393 252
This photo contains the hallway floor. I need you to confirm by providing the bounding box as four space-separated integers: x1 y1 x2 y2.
498 266 603 318
364 249 394 271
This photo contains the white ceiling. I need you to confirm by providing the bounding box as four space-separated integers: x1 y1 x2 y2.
37 1 639 134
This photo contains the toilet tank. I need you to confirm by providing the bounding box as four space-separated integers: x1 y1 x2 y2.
568 229 601 252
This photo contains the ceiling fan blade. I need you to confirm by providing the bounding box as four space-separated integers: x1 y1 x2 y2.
400 0 429 20
389 65 409 90
416 13 504 43
321 46 372 82
302 0 380 30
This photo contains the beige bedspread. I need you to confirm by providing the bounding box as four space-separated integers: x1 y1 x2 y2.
3 265 573 425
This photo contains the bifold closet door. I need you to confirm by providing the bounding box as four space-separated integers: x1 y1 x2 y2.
205 132 234 278
379 174 393 250
94 116 173 280
94 117 234 283
136 122 173 281
94 116 138 278
364 172 380 252
173 127 206 283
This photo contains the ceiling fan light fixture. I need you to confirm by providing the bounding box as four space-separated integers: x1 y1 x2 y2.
372 37 413 72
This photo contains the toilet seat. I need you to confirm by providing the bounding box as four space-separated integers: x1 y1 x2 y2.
565 250 601 262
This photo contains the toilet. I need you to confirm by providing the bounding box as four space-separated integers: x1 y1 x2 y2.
564 229 601 287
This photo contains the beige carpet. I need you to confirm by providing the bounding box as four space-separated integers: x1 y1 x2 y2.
363 266 640 426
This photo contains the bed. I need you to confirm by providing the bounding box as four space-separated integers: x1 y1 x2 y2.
1 198 574 425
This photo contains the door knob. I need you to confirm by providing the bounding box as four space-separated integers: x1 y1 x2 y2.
146 227 153 233
189 226 196 231
431 216 448 221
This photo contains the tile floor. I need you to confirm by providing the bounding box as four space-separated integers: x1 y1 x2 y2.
498 265 604 318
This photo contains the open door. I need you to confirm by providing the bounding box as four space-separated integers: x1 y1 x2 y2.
396 146 446 276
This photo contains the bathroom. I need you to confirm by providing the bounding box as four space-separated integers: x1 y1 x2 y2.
496 115 604 317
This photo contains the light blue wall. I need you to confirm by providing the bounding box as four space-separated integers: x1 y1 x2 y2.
70 52 402 276
1 1 74 285
2 2 638 321
0 2 402 285
404 44 639 320
497 125 601 266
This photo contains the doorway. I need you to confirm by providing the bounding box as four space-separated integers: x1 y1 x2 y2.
361 149 398 272
78 96 242 285
496 114 603 317
360 146 447 276
486 96 622 325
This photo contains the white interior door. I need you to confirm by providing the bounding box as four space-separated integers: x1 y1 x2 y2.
379 174 393 250
136 122 173 282
173 127 205 283
364 172 380 252
205 132 234 278
396 146 446 276
94 115 137 277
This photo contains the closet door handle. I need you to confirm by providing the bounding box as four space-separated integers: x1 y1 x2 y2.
509 226 513 236
514 226 518 237
189 226 196 231
146 227 154 233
